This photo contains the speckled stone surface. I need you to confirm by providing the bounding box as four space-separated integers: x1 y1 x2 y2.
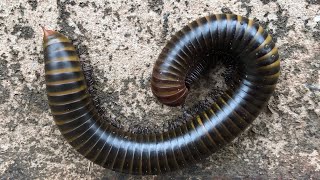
0 0 319 179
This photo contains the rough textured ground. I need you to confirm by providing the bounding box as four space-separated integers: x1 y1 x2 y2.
0 0 319 179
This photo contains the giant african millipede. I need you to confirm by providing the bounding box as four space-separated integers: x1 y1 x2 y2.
42 14 280 175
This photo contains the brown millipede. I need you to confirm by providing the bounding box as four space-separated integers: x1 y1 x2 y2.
43 14 280 175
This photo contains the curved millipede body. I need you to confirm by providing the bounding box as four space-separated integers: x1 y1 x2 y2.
43 14 280 175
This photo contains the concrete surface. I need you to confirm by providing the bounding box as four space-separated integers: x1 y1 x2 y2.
0 0 319 179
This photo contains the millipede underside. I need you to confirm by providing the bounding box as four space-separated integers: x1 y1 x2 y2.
82 52 243 133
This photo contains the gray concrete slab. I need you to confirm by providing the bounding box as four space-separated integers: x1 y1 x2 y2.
0 0 319 179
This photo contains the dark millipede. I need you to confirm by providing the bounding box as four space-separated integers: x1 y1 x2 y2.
42 14 280 175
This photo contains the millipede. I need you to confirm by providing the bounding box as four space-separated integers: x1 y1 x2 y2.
42 14 280 175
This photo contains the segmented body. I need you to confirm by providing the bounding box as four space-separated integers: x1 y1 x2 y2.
43 14 280 175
